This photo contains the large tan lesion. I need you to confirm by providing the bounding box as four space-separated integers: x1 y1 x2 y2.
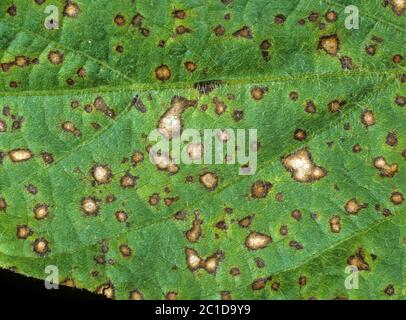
373 156 399 178
282 148 327 183
157 96 197 139
185 248 224 274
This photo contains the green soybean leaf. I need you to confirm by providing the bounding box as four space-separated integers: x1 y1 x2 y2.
0 0 405 300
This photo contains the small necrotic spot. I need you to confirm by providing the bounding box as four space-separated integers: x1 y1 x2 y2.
232 26 252 39
213 97 227 115
289 240 304 250
9 81 18 88
329 215 341 233
230 267 240 277
62 121 81 136
164 196 179 206
165 292 177 300
15 56 29 67
293 129 307 141
184 61 196 72
0 198 7 212
33 238 49 256
213 25 225 36
325 10 338 22
115 210 128 223
148 193 160 206
41 152 54 165
220 291 231 300
386 132 398 147
390 192 404 205
7 4 17 16
271 282 280 291
176 26 191 35
255 257 265 269
155 65 171 81
299 276 307 287
251 86 267 101
81 196 99 216
26 184 38 195
132 13 143 27
131 151 144 166
393 54 403 64
2 106 10 116
251 180 272 198
238 215 253 228
232 110 244 121
291 209 302 221
308 12 319 21
34 204 48 220
275 192 284 202
328 100 346 113
395 95 406 107
384 284 395 296
352 144 362 153
260 40 271 51
172 9 186 19
120 172 137 188
132 95 147 113
119 244 132 257
245 231 272 250
0 120 6 132
48 51 63 64
114 14 125 26
365 45 377 56
252 278 269 290
16 225 32 239
280 225 288 236
305 100 317 113
77 67 86 78
274 14 286 24
361 109 376 127
63 1 80 17
340 56 354 70
289 91 299 101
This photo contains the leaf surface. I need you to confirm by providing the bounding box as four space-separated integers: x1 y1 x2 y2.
0 0 405 299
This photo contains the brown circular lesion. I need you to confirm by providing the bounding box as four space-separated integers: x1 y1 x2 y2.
34 204 49 220
16 225 33 239
114 14 126 26
390 192 404 205
33 237 49 256
155 65 171 81
48 51 64 65
63 2 80 17
184 61 196 72
81 196 99 216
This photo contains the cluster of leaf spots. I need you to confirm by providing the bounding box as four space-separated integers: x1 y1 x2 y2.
0 0 405 300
